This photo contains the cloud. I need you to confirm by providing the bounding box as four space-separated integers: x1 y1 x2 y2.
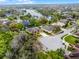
0 0 34 4
17 0 34 4
18 0 30 2
0 0 5 2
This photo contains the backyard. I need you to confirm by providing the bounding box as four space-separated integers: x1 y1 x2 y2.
64 35 79 44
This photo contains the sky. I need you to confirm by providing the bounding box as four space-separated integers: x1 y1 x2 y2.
0 0 79 5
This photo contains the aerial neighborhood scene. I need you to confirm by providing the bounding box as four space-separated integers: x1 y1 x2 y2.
0 0 79 59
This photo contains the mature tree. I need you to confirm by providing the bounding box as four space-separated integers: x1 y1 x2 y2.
7 16 17 21
37 9 56 16
0 10 6 18
64 21 72 28
20 15 30 20
9 23 24 31
29 18 41 27
53 25 61 33
39 17 48 25
27 13 32 18
3 32 41 59
36 49 64 59
49 12 62 23
0 31 16 58
20 13 31 20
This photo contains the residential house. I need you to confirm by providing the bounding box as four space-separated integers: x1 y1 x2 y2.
27 27 41 34
14 18 22 23
41 25 61 34
0 19 11 25
60 19 68 25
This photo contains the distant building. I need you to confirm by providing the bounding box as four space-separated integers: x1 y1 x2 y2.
15 19 22 23
33 15 39 19
5 13 12 17
60 19 68 25
75 32 79 36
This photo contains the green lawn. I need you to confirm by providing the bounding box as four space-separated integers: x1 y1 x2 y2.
64 35 79 44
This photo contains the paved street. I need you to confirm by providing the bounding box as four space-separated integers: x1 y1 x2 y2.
39 28 74 51
26 9 43 18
